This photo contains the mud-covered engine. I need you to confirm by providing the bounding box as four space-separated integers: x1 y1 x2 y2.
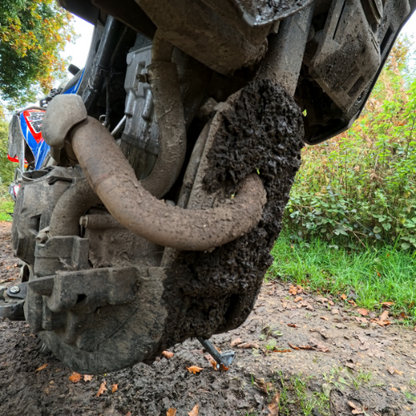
7 167 167 373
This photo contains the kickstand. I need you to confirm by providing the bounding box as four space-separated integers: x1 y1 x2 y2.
197 337 235 369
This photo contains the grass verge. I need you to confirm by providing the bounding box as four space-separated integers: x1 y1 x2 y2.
0 195 13 222
268 234 416 323
0 185 13 222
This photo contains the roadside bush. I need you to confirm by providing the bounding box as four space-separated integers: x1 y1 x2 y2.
286 38 416 250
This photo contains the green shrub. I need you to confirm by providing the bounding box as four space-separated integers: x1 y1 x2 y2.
286 40 416 251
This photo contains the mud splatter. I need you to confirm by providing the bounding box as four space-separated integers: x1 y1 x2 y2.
159 80 304 351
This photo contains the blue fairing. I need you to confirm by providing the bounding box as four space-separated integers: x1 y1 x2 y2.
24 70 85 169
63 69 85 95
19 113 50 170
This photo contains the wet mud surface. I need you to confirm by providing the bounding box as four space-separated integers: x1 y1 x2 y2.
2 222 416 415
162 80 304 350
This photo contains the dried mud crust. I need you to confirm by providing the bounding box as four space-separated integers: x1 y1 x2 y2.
160 80 304 350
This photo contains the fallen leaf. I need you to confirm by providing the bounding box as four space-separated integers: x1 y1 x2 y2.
289 285 298 295
299 345 314 350
69 372 82 383
162 351 174 359
288 343 300 350
331 308 339 315
188 403 199 416
167 409 177 416
83 375 93 382
36 363 48 372
320 316 329 321
96 381 107 397
186 366 203 374
237 342 259 349
348 300 358 306
315 344 330 353
328 300 335 306
391 387 399 392
341 294 347 300
111 384 118 393
348 401 358 409
287 324 297 328
381 302 394 307
230 337 242 347
268 391 280 415
357 308 369 316
354 317 368 323
379 310 389 322
294 296 303 303
219 364 229 372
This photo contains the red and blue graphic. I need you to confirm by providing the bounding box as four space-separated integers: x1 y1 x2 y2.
19 109 49 170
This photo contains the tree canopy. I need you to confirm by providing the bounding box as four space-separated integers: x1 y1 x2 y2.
0 0 74 107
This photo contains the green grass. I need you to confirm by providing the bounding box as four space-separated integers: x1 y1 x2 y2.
268 234 416 323
0 184 13 222
0 194 13 222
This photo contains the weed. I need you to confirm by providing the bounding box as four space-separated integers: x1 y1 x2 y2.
284 38 416 251
276 371 330 416
405 391 416 401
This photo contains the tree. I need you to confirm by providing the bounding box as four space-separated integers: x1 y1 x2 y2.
0 0 74 107
0 115 14 186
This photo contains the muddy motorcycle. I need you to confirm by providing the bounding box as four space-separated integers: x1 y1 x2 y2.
2 0 415 374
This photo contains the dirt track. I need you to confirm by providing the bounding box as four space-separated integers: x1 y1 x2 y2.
1 221 416 415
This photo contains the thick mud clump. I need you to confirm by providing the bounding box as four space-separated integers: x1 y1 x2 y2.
159 79 304 350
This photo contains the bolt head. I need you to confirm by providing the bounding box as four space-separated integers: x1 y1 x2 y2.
9 285 20 294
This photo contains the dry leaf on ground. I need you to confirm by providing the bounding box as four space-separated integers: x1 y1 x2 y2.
230 337 242 347
219 364 229 372
287 324 297 328
237 342 259 349
379 310 389 321
96 381 107 397
288 343 300 350
355 317 367 323
35 363 48 372
348 401 364 414
357 308 369 316
268 391 280 415
162 351 174 359
381 302 394 307
83 375 93 382
111 384 118 393
69 372 82 383
320 316 329 321
289 285 298 295
188 403 199 416
294 296 303 303
186 366 203 374
167 409 177 416
341 294 347 300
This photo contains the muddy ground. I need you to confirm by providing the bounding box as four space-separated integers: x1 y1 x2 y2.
1 221 416 416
